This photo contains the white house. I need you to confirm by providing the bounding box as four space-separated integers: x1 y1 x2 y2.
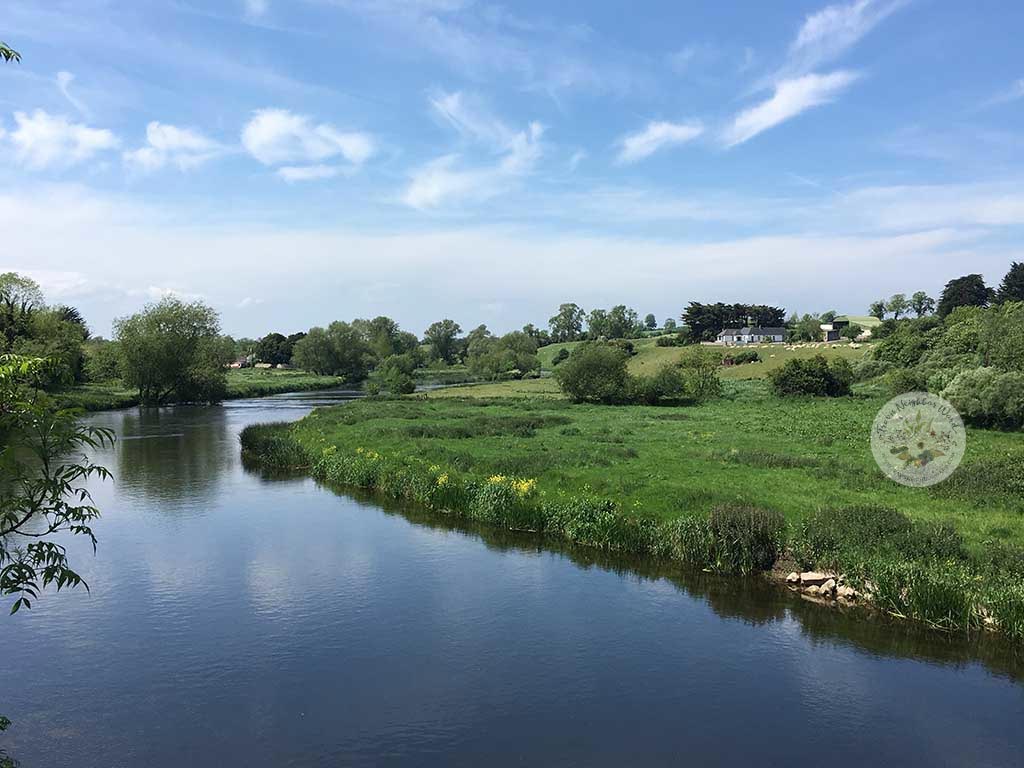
717 326 786 344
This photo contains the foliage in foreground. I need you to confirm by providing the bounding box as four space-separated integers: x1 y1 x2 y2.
0 356 113 613
768 355 853 397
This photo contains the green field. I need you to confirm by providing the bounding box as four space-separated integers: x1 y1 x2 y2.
538 337 872 380
57 368 345 411
283 381 1023 550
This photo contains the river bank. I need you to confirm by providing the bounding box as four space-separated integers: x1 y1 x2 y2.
240 386 1024 641
54 369 348 411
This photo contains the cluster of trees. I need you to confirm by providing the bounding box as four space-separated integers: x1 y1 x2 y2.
869 291 935 321
682 302 787 341
859 264 1024 428
547 303 661 343
554 342 721 405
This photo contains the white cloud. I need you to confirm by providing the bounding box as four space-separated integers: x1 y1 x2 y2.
5 110 119 170
402 155 499 209
124 121 222 173
55 71 89 117
724 70 860 147
238 296 265 308
276 164 345 182
616 120 704 164
786 0 905 76
429 91 516 147
241 108 375 169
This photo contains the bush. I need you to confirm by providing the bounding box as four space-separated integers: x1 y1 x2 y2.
552 348 570 365
941 367 1024 429
706 504 785 574
554 343 632 404
852 358 893 382
768 355 852 397
885 367 926 394
655 330 690 347
725 350 760 365
676 346 722 401
630 363 686 405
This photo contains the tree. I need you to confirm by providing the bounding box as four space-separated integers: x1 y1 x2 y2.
886 293 910 320
937 274 991 317
554 343 631 403
607 305 642 338
424 319 462 364
586 308 609 339
997 262 1024 304
548 303 585 343
644 313 657 330
114 297 230 405
0 42 19 63
682 302 786 341
466 331 540 380
841 322 863 341
789 313 823 342
820 310 837 323
0 272 45 348
255 332 290 366
292 322 371 380
869 300 887 320
911 291 935 317
663 318 677 331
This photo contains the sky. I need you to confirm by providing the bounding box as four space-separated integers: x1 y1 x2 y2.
1 0 1023 338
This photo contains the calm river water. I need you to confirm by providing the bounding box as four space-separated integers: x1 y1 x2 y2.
2 390 1023 767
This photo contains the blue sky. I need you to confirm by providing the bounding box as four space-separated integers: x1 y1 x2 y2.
2 0 1023 337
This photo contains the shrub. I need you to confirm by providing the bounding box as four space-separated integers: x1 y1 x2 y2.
630 363 686 405
852 358 893 382
884 367 926 394
768 355 852 397
725 350 760 365
706 504 785 574
676 346 722 401
941 367 1024 429
552 348 570 365
655 334 677 347
553 343 632 404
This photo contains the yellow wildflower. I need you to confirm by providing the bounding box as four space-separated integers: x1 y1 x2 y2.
436 473 449 487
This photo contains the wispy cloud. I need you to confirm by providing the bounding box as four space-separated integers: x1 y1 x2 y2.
982 78 1024 108
243 0 269 19
55 71 90 118
724 71 860 147
616 120 704 164
4 109 120 170
404 92 544 209
277 164 348 182
783 0 906 78
124 121 223 173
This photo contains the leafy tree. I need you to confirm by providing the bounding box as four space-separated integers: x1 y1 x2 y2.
820 310 837 323
631 363 685 405
788 313 824 342
255 332 291 366
869 300 886 320
114 297 231 404
521 323 551 347
886 293 910 320
55 305 90 340
911 291 935 317
937 273 991 317
675 346 723 400
466 331 539 380
0 42 19 63
586 308 609 339
554 343 631 403
607 305 642 338
12 309 89 384
548 303 585 343
663 317 677 331
83 339 122 382
0 272 45 347
841 322 863 341
644 313 657 330
997 262 1024 304
424 319 462 364
292 322 372 380
371 353 418 394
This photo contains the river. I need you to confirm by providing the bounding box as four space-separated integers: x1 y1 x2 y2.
2 390 1023 766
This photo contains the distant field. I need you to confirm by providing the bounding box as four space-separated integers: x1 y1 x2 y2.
538 337 872 380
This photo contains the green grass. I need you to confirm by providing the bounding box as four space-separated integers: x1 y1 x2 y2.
244 381 1024 637
286 381 1023 549
538 337 872 380
56 368 345 411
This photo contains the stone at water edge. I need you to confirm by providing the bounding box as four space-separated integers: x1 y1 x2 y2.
799 572 832 586
786 572 800 584
837 585 858 601
805 585 821 596
820 579 836 597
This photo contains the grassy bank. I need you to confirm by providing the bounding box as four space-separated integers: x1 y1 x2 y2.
56 368 346 411
242 380 1024 640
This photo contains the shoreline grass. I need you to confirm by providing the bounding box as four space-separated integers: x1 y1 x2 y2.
240 384 1024 641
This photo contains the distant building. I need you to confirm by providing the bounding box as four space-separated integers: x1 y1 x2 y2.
820 318 850 342
717 327 786 344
